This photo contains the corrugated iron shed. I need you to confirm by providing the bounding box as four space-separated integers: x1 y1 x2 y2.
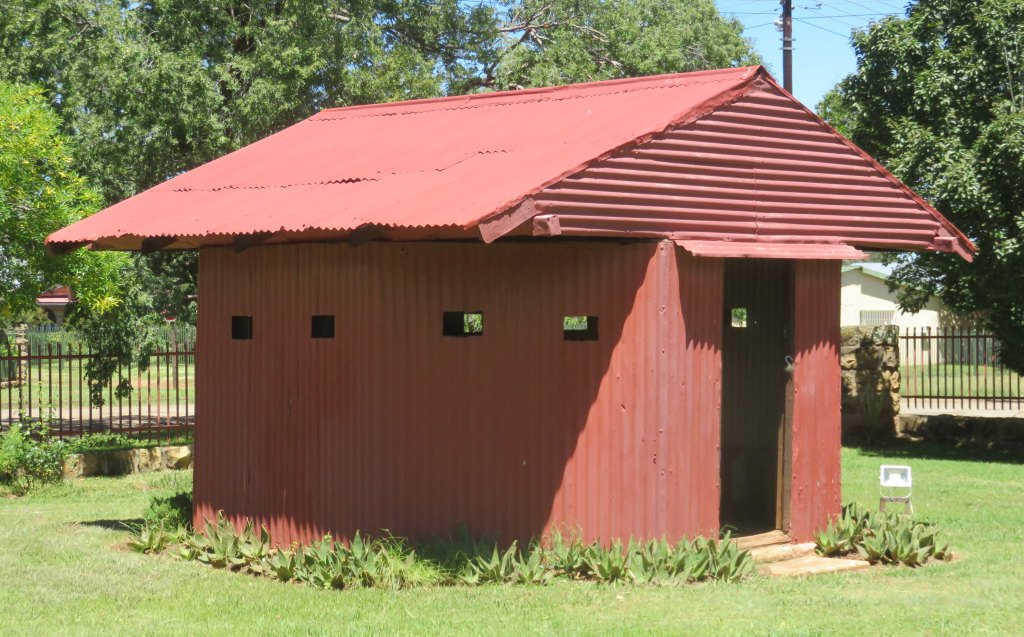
47 66 973 261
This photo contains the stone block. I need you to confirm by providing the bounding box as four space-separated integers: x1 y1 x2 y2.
163 445 193 470
62 453 85 480
129 448 162 473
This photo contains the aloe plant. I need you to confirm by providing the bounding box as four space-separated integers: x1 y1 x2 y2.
515 544 553 585
461 542 519 585
543 530 589 579
126 522 171 554
818 502 952 567
584 539 629 583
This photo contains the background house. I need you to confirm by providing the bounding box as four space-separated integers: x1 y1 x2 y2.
34 285 74 326
840 264 944 329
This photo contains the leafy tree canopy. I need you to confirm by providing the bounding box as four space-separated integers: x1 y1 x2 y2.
819 0 1024 371
493 0 757 89
0 81 126 326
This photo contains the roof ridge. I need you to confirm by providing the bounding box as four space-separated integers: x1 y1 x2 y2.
313 66 761 122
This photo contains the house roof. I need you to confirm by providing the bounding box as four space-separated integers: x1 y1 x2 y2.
47 66 974 261
35 285 73 306
842 264 891 282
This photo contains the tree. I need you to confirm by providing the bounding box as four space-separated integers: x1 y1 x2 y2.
0 81 124 326
490 0 757 90
819 0 1024 371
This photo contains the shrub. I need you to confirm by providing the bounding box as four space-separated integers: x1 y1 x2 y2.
144 490 193 530
0 420 68 494
65 432 137 453
816 502 951 566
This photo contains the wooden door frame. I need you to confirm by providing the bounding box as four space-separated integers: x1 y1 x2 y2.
776 263 795 533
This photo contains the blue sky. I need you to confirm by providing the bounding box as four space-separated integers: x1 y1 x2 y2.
716 0 909 111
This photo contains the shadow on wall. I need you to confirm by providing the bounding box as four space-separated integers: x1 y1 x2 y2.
196 241 716 546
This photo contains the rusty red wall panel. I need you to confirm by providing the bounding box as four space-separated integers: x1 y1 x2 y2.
195 240 723 546
535 80 952 253
788 260 842 541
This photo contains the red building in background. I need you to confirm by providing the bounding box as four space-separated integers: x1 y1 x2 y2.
49 66 972 545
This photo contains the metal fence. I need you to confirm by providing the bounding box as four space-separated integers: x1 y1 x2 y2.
1 325 195 443
900 327 1024 412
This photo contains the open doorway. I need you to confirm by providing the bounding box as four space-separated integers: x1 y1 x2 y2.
720 259 793 535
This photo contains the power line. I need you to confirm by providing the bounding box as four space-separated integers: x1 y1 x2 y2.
793 17 850 38
805 6 861 28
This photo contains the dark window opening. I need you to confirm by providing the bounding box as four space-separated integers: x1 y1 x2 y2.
730 308 748 328
311 315 335 339
443 311 483 337
232 316 253 340
564 315 598 341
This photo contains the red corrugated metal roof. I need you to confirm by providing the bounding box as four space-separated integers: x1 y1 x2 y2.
531 77 973 260
47 65 974 260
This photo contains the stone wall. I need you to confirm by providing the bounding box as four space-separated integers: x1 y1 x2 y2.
62 444 193 479
898 414 1024 448
840 325 900 442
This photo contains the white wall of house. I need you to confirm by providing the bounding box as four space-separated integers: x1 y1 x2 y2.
840 266 944 330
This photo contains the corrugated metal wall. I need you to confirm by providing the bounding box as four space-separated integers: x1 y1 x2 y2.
195 240 724 546
788 260 842 541
534 79 947 252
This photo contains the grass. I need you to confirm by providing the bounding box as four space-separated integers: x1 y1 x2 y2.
1 357 196 411
2 445 1023 636
902 363 1023 399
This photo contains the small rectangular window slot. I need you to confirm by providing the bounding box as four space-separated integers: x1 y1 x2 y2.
232 316 253 340
730 308 748 328
311 315 335 339
443 311 483 337
563 315 598 341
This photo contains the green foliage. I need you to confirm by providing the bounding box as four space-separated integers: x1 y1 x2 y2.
0 420 67 494
461 542 521 584
162 516 753 590
64 433 136 454
492 0 758 90
0 81 123 327
819 0 1024 372
815 502 951 567
544 528 590 578
143 491 193 531
126 522 174 554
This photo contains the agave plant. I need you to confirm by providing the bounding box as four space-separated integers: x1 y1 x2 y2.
584 539 629 583
543 529 589 579
819 502 952 567
515 544 553 586
126 522 171 554
262 547 305 583
461 542 519 585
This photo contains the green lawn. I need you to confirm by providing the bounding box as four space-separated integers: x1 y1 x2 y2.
1 445 1023 636
902 363 1023 399
1 356 195 411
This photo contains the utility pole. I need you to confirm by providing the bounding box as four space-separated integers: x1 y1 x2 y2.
781 0 793 93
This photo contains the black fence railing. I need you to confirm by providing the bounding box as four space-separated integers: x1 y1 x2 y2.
899 327 1024 412
1 326 195 443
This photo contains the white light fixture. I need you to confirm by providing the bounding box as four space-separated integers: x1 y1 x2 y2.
879 464 913 513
